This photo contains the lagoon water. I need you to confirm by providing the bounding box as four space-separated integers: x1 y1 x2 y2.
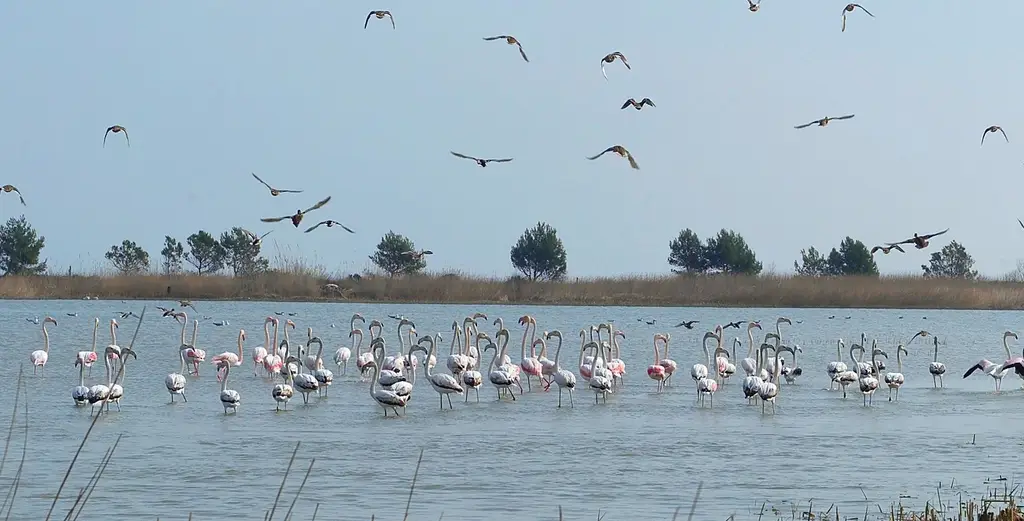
2 299 1023 520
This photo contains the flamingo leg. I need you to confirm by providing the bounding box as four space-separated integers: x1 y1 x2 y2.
557 387 562 407
568 389 574 408
447 394 455 409
524 374 531 392
475 387 480 402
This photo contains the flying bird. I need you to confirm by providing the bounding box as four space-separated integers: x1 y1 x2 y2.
402 250 434 261
674 320 700 329
870 244 905 255
794 115 855 129
450 151 513 167
364 10 395 29
241 228 273 247
1 185 25 206
885 228 950 250
723 321 746 330
841 4 874 32
748 0 761 11
177 300 199 312
156 306 178 317
587 145 639 170
103 125 130 147
261 196 332 228
483 35 529 62
600 52 630 80
981 126 1009 146
621 98 655 110
251 173 303 196
304 220 355 234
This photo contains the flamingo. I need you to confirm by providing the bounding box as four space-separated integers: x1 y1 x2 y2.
742 340 769 404
606 327 627 387
738 322 764 377
483 340 519 400
272 347 297 411
367 348 408 417
691 331 714 398
445 320 471 377
334 313 364 375
353 328 374 379
302 327 319 371
278 339 300 380
371 338 407 388
658 332 678 385
411 334 464 409
494 328 524 393
75 318 100 377
29 316 57 374
858 345 885 406
183 318 206 375
252 317 273 376
696 336 719 408
578 329 595 380
72 357 90 405
461 332 485 403
107 346 137 411
837 343 860 398
212 329 246 368
292 343 319 404
929 336 947 388
165 346 189 403
86 353 113 417
309 337 334 397
542 331 576 408
646 334 667 392
386 339 419 403
277 319 297 357
963 331 1021 392
216 360 241 414
384 318 415 372
759 343 782 414
517 315 543 391
537 328 558 387
715 338 736 383
585 341 613 403
263 318 284 378
826 339 849 390
106 318 120 358
884 344 908 401
780 344 804 384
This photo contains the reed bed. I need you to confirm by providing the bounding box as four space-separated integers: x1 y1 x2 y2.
3 270 1024 308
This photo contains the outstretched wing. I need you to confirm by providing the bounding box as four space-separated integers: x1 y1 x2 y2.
304 221 326 233
834 114 855 121
999 127 1009 142
240 228 258 241
386 11 395 29
794 120 818 129
488 158 513 163
103 128 111 147
122 129 130 147
625 152 640 170
963 361 990 378
854 4 875 17
517 44 529 62
921 228 949 240
890 244 905 253
261 215 290 223
617 53 631 69
251 173 273 190
302 196 332 214
1018 218 1024 230
276 188 303 193
364 11 373 29
450 151 478 161
601 62 608 80
870 246 881 254
258 231 273 241
885 238 915 246
587 148 613 160
641 98 655 107
156 306 172 313
482 35 507 41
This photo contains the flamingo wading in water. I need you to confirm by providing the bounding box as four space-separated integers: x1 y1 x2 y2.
30 316 58 375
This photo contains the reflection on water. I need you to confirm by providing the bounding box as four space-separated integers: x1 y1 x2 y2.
2 299 1022 520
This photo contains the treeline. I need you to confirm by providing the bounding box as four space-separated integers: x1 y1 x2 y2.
0 215 981 280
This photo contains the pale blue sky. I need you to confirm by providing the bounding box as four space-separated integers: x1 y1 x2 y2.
1 1 1020 278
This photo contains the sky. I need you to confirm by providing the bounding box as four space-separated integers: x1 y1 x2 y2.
0 1 1021 278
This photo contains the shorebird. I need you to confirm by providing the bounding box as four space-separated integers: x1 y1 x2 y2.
261 196 332 228
364 10 395 29
241 229 273 247
675 320 700 329
794 115 855 129
483 35 529 62
304 220 355 234
621 98 656 110
1 185 25 206
600 52 630 80
103 125 130 147
587 145 639 170
870 244 905 255
748 0 761 11
885 229 949 250
981 126 1009 146
450 151 513 167
842 4 874 32
251 173 303 197
402 250 434 261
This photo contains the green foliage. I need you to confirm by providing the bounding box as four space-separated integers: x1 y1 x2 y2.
370 231 426 276
794 246 828 276
510 222 567 281
160 236 184 274
795 237 878 276
667 229 708 274
0 215 46 276
922 240 977 279
104 240 150 274
184 231 226 275
220 227 269 276
667 228 761 275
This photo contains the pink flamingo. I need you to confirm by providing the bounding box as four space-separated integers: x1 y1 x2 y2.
212 329 246 367
578 330 597 381
183 318 206 375
252 317 274 376
263 318 284 377
647 333 667 391
75 318 100 377
658 333 677 384
29 316 58 374
517 316 543 391
353 328 374 379
607 328 627 386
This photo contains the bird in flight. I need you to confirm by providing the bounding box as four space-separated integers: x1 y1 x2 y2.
305 220 355 234
870 244 905 255
103 125 130 147
241 228 273 247
748 0 761 12
621 98 656 110
981 126 1008 146
674 320 700 329
252 173 303 197
600 52 630 80
794 115 855 129
483 35 529 62
261 196 332 228
723 320 746 330
450 151 513 167
841 4 874 32
587 145 639 170
364 10 395 29
177 300 199 313
156 306 178 317
402 250 434 261
1 185 26 206
885 228 949 250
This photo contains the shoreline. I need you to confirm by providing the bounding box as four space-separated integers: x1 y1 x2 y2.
1 272 1023 309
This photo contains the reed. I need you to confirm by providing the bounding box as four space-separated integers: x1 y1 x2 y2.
3 270 1024 308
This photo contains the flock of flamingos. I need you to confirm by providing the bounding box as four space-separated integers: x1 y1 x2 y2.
25 310 1024 416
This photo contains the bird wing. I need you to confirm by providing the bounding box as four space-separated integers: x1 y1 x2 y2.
259 231 273 240
122 129 130 147
642 98 655 107
981 130 989 146
488 158 513 163
421 250 434 255
870 246 881 254
387 11 395 29
338 223 356 233
618 54 631 69
450 151 478 161
587 147 613 160
252 173 273 191
103 128 111 147
261 215 291 223
841 13 847 32
921 228 949 240
601 62 608 80
890 244 905 253
999 127 1009 142
276 188 303 193
625 152 640 170
240 229 257 240
834 114 855 121
621 99 635 110
482 36 506 41
304 221 326 233
794 120 817 129
364 11 373 29
963 361 990 378
302 196 332 214
854 4 875 17
1018 218 1024 230
886 238 914 246
517 44 529 62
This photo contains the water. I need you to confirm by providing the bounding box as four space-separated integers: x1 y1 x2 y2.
3 299 1022 520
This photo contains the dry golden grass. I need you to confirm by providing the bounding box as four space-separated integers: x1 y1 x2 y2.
3 269 1024 308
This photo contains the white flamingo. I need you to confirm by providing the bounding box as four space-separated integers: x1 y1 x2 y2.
165 346 189 403
310 337 334 397
277 319 297 357
738 322 764 376
72 357 90 405
963 331 1021 392
212 329 245 368
108 346 137 411
86 353 113 417
334 313 363 375
29 316 58 374
696 336 719 408
884 344 907 402
371 338 407 387
353 328 374 379
742 339 769 404
837 344 860 399
367 349 408 417
586 341 613 403
272 350 297 411
216 360 241 414
412 334 464 409
292 344 320 404
826 339 849 390
75 318 100 377
460 331 484 403
929 336 947 388
858 345 885 406
544 331 577 408
252 317 273 376
758 343 782 415
445 320 471 377
483 340 519 400
691 331 713 398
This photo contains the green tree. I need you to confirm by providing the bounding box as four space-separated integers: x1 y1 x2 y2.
510 222 568 281
922 240 977 279
0 215 46 276
220 227 269 276
703 229 762 275
668 228 708 274
184 231 226 275
829 237 877 275
794 246 828 276
104 240 150 274
370 231 426 276
160 236 184 275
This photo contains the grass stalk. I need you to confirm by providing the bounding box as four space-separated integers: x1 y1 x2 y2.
283 458 316 521
267 441 300 521
403 449 424 521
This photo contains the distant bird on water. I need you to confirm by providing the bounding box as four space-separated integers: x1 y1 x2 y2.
364 10 395 29
450 151 513 168
241 229 273 247
794 115 855 129
981 126 1008 146
251 173 302 197
600 52 630 80
748 0 761 12
402 250 434 261
483 36 529 62
675 320 699 329
103 125 130 147
621 98 655 110
305 220 355 234
870 244 905 255
261 196 332 228
841 4 874 32
587 145 639 170
885 229 949 251
1 185 25 206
